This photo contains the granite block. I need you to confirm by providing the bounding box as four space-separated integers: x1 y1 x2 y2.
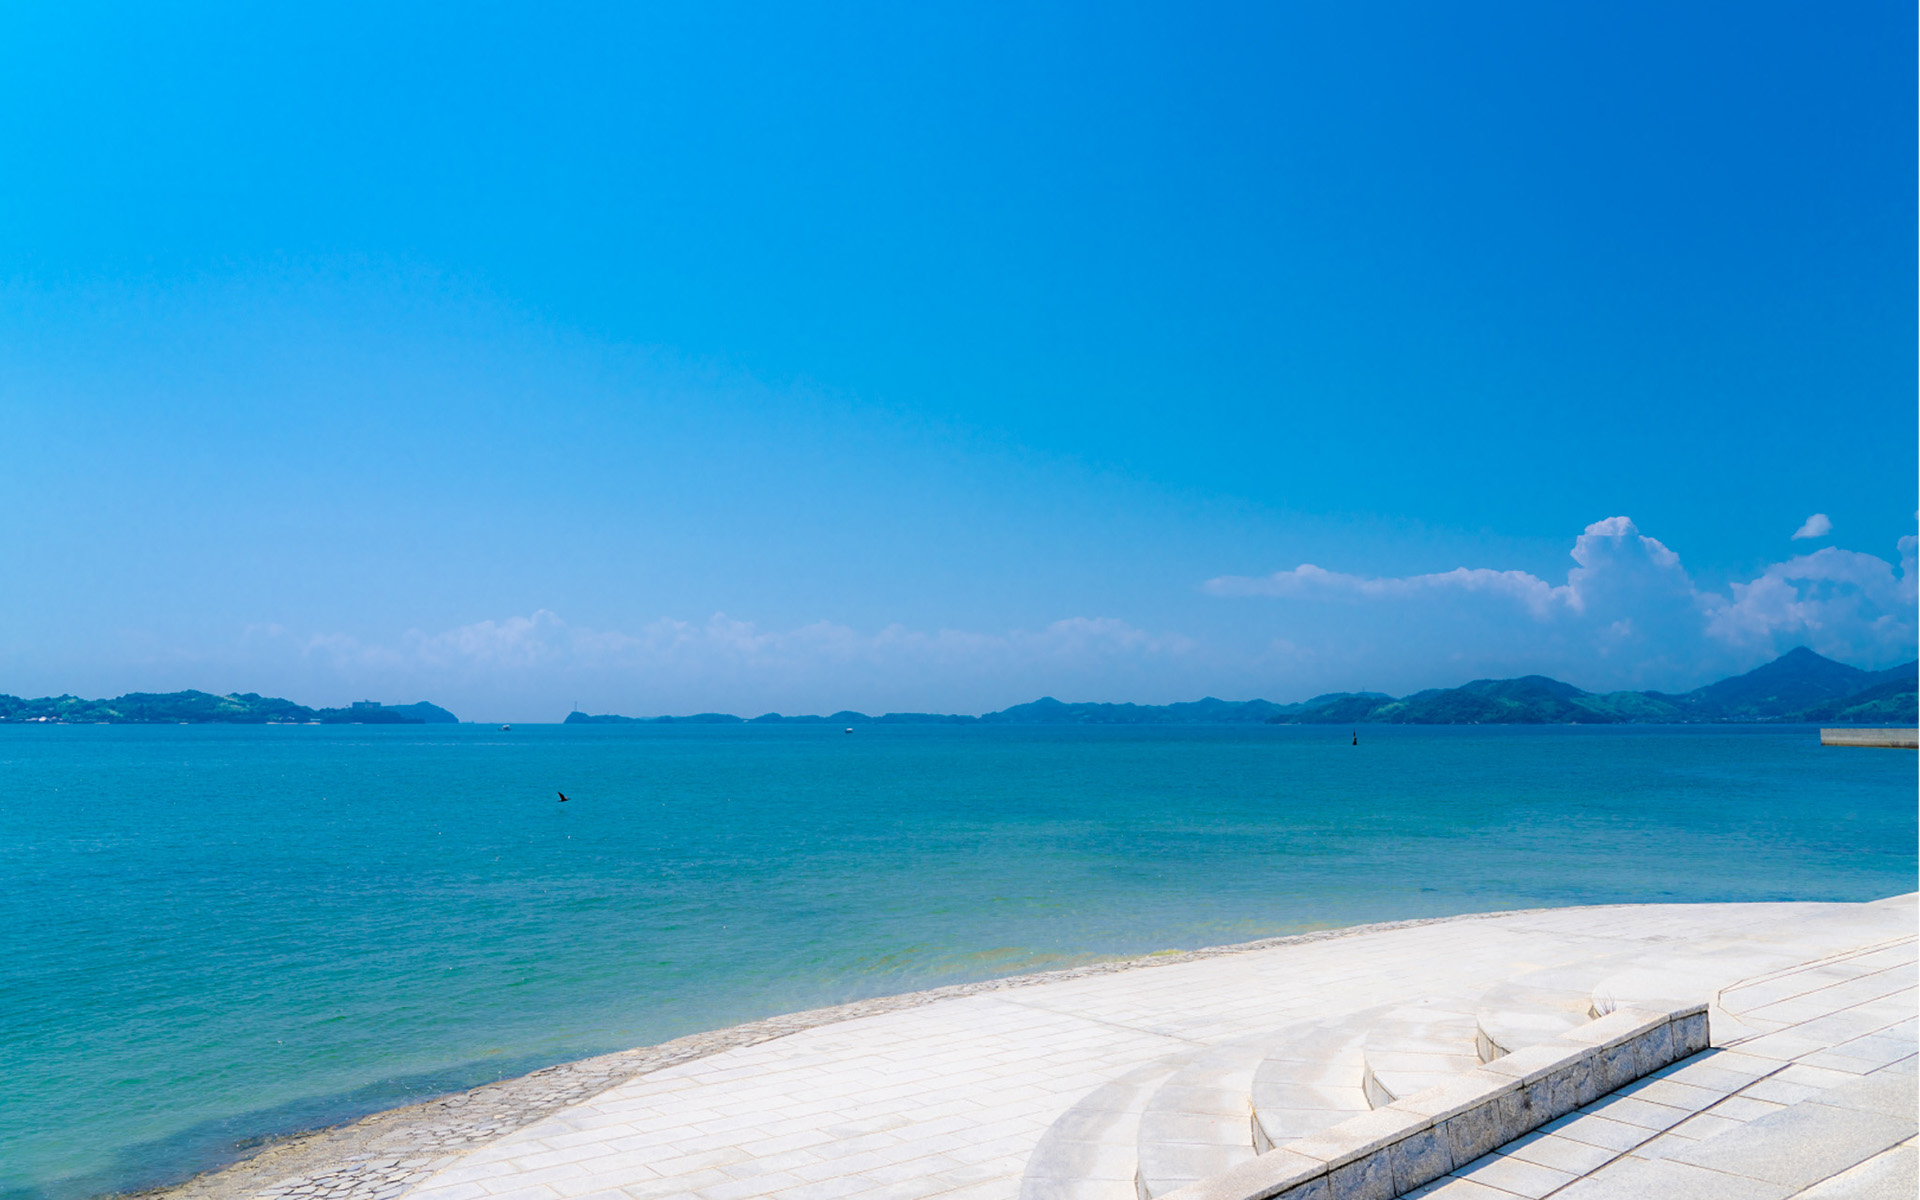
1160 1149 1324 1200
1440 1102 1503 1166
1614 1076 1720 1114
1554 1157 1793 1200
1558 1009 1665 1052
1788 1142 1916 1200
1596 1040 1638 1093
1474 1044 1570 1088
1544 1114 1654 1153
1452 1151 1578 1198
1326 1151 1393 1200
1806 1066 1919 1119
1672 1010 1710 1056
1390 1073 1512 1124
1501 1131 1619 1175
1545 1058 1597 1117
1270 1177 1329 1200
1666 1102 1913 1190
1584 1094 1688 1132
1491 1076 1552 1143
1387 1126 1452 1194
1630 1023 1675 1076
1288 1110 1427 1172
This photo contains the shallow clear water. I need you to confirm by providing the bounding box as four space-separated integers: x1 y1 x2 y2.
0 722 1912 1198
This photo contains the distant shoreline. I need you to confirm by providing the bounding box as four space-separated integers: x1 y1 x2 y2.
6 646 1915 727
5 717 1911 729
0 693 457 726
564 647 1916 727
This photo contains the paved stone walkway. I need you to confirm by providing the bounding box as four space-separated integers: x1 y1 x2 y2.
150 914 1538 1200
1411 925 1917 1197
358 895 1913 1200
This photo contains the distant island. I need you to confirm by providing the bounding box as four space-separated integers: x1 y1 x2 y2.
0 693 458 725
4 647 1911 728
567 647 1918 728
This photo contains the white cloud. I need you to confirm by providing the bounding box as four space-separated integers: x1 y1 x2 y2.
1704 539 1919 663
1207 517 1693 624
1204 562 1562 615
187 518 1919 716
1792 513 1833 540
1205 516 1916 689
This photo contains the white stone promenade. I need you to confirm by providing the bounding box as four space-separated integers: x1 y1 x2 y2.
388 897 1915 1200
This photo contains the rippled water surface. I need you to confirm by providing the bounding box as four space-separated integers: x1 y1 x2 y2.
1 723 1913 1198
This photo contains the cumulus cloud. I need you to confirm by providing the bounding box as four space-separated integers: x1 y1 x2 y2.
1206 517 1916 689
1705 539 1918 661
1204 562 1562 615
1792 513 1833 540
210 517 1914 716
1206 517 1692 624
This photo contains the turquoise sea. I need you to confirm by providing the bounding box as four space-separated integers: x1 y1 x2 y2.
1 723 1914 1198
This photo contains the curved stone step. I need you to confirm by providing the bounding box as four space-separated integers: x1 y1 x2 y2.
1589 903 1919 1027
1019 1051 1202 1200
1153 1006 1713 1200
1474 963 1619 1058
1594 932 1919 1048
1589 943 1845 1044
1133 1032 1279 1199
1359 998 1482 1106
1247 1011 1381 1153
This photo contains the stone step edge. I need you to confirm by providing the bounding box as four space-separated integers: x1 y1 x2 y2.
1360 1008 1489 1109
1157 1004 1710 1200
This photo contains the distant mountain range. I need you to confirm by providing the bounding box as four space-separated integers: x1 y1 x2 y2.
0 693 457 724
1260 648 1916 726
4 648 1911 727
568 648 1917 727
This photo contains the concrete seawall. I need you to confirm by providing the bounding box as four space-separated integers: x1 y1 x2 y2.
1819 727 1919 749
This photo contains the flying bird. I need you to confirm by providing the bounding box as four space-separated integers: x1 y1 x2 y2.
557 791 571 803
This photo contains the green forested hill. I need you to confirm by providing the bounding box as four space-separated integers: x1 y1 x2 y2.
1263 648 1916 725
0 692 457 724
11 648 1912 727
560 648 1917 726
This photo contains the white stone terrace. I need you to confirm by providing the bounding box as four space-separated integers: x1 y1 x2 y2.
380 896 1914 1200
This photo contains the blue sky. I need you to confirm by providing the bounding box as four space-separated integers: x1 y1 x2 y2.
0 1 1913 719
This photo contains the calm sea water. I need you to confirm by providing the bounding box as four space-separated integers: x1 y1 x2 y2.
1 723 1913 1198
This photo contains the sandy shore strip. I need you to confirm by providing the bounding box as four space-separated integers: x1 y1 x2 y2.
137 910 1543 1200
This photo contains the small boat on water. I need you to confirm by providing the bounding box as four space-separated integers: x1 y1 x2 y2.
500 724 511 732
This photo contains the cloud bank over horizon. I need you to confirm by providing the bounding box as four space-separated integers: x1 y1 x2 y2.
235 610 1200 720
6 514 1909 722
1207 516 1917 693
129 515 1906 721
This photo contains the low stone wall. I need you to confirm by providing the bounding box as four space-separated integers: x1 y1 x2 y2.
1163 1005 1709 1200
1820 727 1919 749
